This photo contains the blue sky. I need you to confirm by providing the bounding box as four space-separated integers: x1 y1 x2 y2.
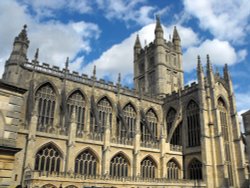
0 0 249 117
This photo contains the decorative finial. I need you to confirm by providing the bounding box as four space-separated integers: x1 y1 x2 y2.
65 57 69 69
93 65 96 77
34 48 39 61
169 34 171 41
197 55 201 63
23 24 27 30
118 73 121 84
207 54 210 63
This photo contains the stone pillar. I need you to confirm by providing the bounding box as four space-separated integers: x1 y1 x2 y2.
133 112 141 177
65 108 77 172
84 108 89 140
160 124 166 178
102 114 111 176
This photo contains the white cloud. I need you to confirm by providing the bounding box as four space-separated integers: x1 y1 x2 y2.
183 0 250 43
96 0 156 26
183 39 247 72
83 23 199 84
0 0 100 76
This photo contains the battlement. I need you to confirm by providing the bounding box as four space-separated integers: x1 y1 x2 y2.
23 61 162 104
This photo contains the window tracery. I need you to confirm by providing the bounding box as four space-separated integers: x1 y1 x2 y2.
141 157 156 179
36 83 56 132
188 159 202 180
110 154 129 177
67 91 85 137
167 159 180 179
75 149 97 176
34 144 62 172
187 101 200 147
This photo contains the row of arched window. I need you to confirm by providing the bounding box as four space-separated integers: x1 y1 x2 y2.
34 143 202 180
34 83 201 147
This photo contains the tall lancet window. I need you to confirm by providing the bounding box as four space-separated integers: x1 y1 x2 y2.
117 103 136 140
141 157 156 179
218 98 233 186
75 149 97 176
187 101 200 147
34 143 62 172
97 97 112 133
36 83 56 132
110 153 129 177
67 90 86 137
166 108 176 136
167 159 180 179
188 159 202 180
146 109 158 140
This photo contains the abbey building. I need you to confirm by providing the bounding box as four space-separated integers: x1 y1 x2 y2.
0 17 249 187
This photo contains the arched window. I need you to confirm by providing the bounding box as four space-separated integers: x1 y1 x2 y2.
41 184 56 188
167 159 180 179
36 83 56 132
75 149 97 176
146 109 158 139
110 153 129 177
218 98 233 186
67 91 86 137
188 159 202 180
141 109 158 143
141 156 156 179
34 144 62 172
91 97 112 133
187 101 200 147
170 123 182 146
117 103 136 140
166 108 176 135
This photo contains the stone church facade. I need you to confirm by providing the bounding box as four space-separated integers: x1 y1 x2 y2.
0 17 249 187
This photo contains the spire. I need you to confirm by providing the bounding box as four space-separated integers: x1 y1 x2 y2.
118 73 121 84
8 25 30 63
34 48 39 61
172 26 180 41
134 34 142 49
172 26 181 53
206 54 215 86
154 15 164 40
197 55 204 88
65 57 69 70
15 25 29 44
93 65 96 78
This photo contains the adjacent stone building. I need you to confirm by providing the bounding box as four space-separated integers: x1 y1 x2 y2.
0 17 249 187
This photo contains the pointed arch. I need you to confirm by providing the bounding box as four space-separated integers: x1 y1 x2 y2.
74 148 98 175
96 95 114 109
217 96 233 186
96 96 113 132
67 88 89 105
146 108 158 139
188 158 202 180
166 107 177 135
34 142 63 172
122 101 138 114
65 186 78 188
41 184 56 188
34 141 64 158
118 102 137 140
35 80 58 96
140 155 157 178
167 158 181 179
217 96 228 110
67 89 86 137
35 82 57 132
75 147 100 162
111 151 131 165
110 151 130 177
186 100 200 147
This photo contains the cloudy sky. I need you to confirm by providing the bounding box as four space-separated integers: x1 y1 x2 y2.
0 0 249 117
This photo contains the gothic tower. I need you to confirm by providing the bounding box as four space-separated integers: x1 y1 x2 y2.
3 25 29 85
133 16 184 97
